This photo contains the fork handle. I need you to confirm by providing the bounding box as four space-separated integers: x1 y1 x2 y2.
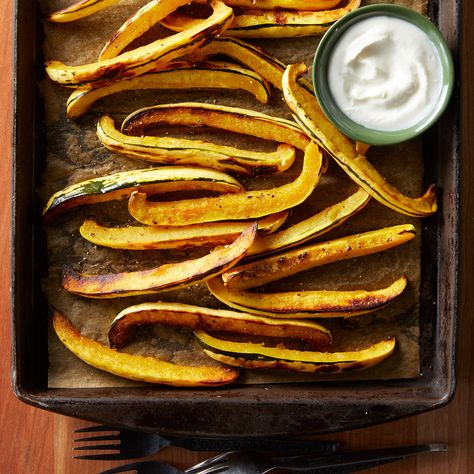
269 444 447 472
171 437 339 454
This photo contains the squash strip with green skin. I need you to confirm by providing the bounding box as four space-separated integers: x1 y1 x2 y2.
108 302 331 350
52 309 239 386
128 141 323 226
247 187 370 257
282 63 437 217
161 0 360 38
222 224 416 290
43 166 243 223
196 0 342 10
48 0 119 22
97 115 295 176
62 224 257 298
122 102 310 151
207 275 407 317
79 211 288 250
67 60 271 119
195 330 396 373
45 0 234 87
99 0 200 60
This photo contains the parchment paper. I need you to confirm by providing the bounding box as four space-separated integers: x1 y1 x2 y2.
40 0 430 388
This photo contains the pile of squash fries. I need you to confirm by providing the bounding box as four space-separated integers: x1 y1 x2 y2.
45 0 436 386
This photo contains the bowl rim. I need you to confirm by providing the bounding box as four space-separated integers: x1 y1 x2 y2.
313 3 455 146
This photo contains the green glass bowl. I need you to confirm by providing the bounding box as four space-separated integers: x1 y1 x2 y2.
313 4 454 146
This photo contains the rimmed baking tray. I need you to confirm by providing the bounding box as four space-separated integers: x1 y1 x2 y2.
11 0 460 436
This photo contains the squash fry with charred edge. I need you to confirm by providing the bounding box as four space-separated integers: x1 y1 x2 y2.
79 211 288 250
282 63 437 217
122 102 310 151
222 224 416 290
161 0 360 38
195 330 396 373
128 142 323 226
108 302 331 350
97 115 295 176
43 166 243 223
67 61 271 119
207 275 407 317
196 0 342 10
62 224 257 298
52 309 239 386
100 0 198 60
45 0 234 87
247 187 370 257
48 0 119 22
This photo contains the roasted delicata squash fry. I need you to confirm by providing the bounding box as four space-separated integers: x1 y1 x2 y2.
192 37 296 90
282 63 437 217
207 275 407 317
122 102 310 151
247 187 370 257
52 309 239 386
80 211 288 250
67 61 271 119
128 142 323 226
62 224 257 298
196 0 342 10
162 0 360 38
222 224 416 289
108 302 331 350
45 0 234 87
48 0 119 22
195 330 396 373
43 167 243 222
97 115 295 175
99 0 192 60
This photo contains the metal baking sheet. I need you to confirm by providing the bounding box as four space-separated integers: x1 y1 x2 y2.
11 0 460 435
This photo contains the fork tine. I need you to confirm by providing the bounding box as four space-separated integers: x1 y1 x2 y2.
74 434 121 442
185 452 229 474
97 462 142 474
73 443 120 451
192 465 228 474
74 425 118 434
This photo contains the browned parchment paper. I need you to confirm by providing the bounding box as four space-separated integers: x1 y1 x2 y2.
40 0 429 388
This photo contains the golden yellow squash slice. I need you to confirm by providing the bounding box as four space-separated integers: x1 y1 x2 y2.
79 211 288 250
195 330 396 373
282 63 437 217
128 141 323 226
247 187 370 257
108 302 331 350
196 0 342 10
43 166 243 223
97 115 295 175
62 224 257 298
52 309 239 386
222 224 416 290
45 0 234 87
48 0 119 22
161 0 361 38
207 275 407 317
122 102 310 151
67 60 271 119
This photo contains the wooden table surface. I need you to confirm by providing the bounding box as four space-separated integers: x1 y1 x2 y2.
1 2 471 473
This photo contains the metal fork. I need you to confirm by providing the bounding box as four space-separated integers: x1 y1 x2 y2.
184 444 447 473
73 425 339 461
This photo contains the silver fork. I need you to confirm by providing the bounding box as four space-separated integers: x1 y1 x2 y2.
98 460 229 474
184 444 447 474
73 425 339 461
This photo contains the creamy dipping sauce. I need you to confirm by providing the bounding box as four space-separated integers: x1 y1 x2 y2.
327 16 443 131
